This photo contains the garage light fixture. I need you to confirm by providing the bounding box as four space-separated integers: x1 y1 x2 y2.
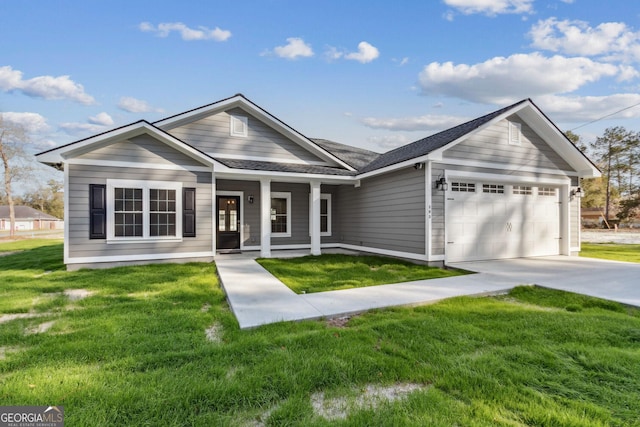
435 177 448 191
570 187 583 199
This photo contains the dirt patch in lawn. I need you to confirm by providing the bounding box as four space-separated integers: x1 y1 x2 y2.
64 289 94 301
311 382 427 420
205 322 223 343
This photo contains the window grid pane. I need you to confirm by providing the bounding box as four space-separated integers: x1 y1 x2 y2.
538 187 556 196
150 189 177 236
483 184 505 194
114 187 143 237
513 185 533 195
452 182 476 192
271 197 288 233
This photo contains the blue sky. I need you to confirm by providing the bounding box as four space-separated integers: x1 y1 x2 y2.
2 0 640 179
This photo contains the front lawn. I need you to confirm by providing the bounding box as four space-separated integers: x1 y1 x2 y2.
581 242 640 263
257 254 467 294
2 240 640 425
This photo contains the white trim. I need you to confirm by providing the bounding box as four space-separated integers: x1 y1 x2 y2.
106 179 183 242
211 175 216 254
308 193 332 237
67 251 214 265
216 190 244 250
571 247 581 253
445 170 570 186
438 158 578 177
241 243 341 252
425 161 432 261
229 114 248 137
271 191 292 238
260 179 271 258
66 158 213 172
207 152 331 167
63 164 70 265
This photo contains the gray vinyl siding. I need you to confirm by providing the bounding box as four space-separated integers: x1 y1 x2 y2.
166 108 328 164
431 165 446 256
76 134 205 166
335 167 426 254
67 164 213 260
443 115 574 171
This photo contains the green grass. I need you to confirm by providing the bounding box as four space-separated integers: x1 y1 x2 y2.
2 241 640 425
581 242 640 263
257 254 467 293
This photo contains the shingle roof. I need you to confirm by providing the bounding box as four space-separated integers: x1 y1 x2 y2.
0 206 61 221
310 138 380 170
358 99 529 174
214 159 357 176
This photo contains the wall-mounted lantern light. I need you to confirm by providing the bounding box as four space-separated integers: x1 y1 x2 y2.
435 177 448 191
248 195 254 204
570 187 583 199
414 162 424 170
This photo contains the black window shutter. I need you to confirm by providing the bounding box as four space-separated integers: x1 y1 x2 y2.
183 187 196 237
89 184 106 239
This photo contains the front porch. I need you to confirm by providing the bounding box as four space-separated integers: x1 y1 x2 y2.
214 177 348 258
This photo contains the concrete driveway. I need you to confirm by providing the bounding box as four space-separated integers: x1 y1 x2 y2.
449 256 640 307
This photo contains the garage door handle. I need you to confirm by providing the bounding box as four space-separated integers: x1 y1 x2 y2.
447 241 454 244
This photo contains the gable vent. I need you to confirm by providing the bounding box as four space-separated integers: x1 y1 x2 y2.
230 114 248 137
508 121 522 145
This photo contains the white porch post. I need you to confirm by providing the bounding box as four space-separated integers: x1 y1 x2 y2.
211 171 217 255
560 184 571 256
260 178 272 258
310 180 322 256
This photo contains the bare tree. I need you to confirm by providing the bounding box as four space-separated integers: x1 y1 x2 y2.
0 114 32 238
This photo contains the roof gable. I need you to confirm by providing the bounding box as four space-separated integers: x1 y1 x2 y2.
154 94 356 171
36 121 217 169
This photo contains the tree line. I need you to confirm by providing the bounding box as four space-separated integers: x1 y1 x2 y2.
568 127 640 224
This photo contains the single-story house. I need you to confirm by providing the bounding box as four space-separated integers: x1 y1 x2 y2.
0 205 63 231
36 94 600 270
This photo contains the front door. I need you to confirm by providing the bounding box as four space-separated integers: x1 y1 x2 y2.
217 196 241 251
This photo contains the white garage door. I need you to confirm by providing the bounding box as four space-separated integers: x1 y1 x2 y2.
446 181 560 262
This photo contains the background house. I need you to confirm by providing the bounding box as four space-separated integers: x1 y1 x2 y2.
0 205 64 231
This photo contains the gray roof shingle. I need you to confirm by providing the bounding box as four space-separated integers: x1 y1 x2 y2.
358 99 528 174
214 159 357 176
310 138 380 170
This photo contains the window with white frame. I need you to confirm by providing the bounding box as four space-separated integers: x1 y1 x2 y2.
509 121 522 145
483 184 505 194
451 182 476 192
271 192 291 237
538 187 556 197
229 114 248 137
107 179 182 241
309 193 332 236
513 185 533 195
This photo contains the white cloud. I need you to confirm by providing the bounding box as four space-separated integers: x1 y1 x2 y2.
529 18 640 60
324 46 343 61
361 114 466 131
344 42 380 63
418 52 619 104
139 21 231 41
88 112 114 126
444 0 534 16
367 134 412 149
0 65 95 104
270 37 314 60
536 93 640 123
59 122 107 136
1 112 49 134
117 96 161 113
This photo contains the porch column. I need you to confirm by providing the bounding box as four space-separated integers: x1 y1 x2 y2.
211 172 216 255
260 178 272 258
310 180 322 256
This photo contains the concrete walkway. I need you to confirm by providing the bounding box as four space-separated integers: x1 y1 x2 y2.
216 251 511 329
217 252 640 329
